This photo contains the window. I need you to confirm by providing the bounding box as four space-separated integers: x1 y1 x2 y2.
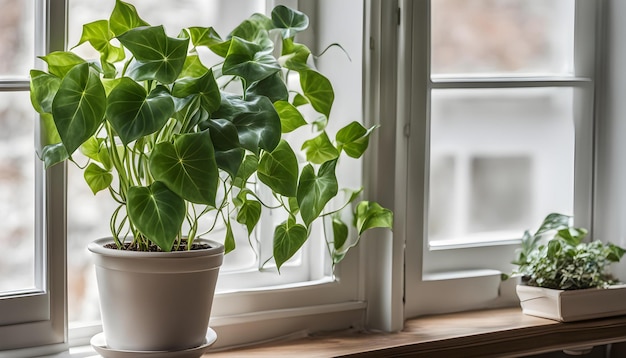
396 0 599 317
0 0 67 354
1 0 374 354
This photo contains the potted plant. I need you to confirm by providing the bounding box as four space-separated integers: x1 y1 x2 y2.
510 213 626 322
29 0 393 354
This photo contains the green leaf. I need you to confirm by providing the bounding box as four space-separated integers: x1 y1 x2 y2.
271 5 309 39
535 213 571 235
547 239 562 258
273 217 308 271
37 112 62 151
292 93 309 107
30 70 61 114
355 201 393 236
236 194 262 235
149 131 219 206
84 163 113 194
288 196 300 214
109 0 150 36
258 140 299 197
75 20 125 64
223 36 281 85
127 181 185 252
40 142 69 169
275 100 306 133
228 15 273 44
607 243 626 262
118 25 189 84
179 54 209 78
184 26 223 50
51 62 106 156
172 68 221 114
247 72 289 103
297 160 338 227
224 219 235 254
332 216 349 251
234 154 259 188
80 137 112 170
301 131 339 164
106 79 175 145
202 118 240 150
299 69 334 119
39 51 86 78
336 122 377 158
556 227 587 246
211 94 281 154
215 148 245 179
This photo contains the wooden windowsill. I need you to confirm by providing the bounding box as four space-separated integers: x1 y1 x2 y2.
205 308 626 357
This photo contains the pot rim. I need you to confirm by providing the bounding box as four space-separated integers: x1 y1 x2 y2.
88 237 225 258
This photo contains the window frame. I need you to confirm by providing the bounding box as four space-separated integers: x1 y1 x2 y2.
0 0 68 354
394 0 601 318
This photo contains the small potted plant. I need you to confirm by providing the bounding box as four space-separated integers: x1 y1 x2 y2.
510 213 626 322
29 0 393 354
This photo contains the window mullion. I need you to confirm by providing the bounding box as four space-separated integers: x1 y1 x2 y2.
431 77 592 89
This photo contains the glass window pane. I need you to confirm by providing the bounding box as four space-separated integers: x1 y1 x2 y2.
431 0 575 76
428 88 574 243
0 92 35 294
67 0 266 323
0 0 34 77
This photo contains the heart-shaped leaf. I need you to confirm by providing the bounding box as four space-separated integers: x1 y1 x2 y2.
106 79 175 145
274 100 306 133
109 0 150 37
75 20 125 64
80 136 112 170
184 26 223 50
223 36 281 85
236 193 262 235
127 181 185 252
273 217 308 271
224 219 235 254
246 72 289 103
39 51 86 78
172 68 221 114
149 131 218 206
258 140 298 197
355 201 393 235
215 148 245 179
84 163 113 194
30 70 61 114
200 118 240 151
211 93 281 154
301 131 339 164
271 5 309 39
300 69 334 119
233 154 259 188
51 62 106 156
40 142 69 169
179 55 209 78
118 25 189 84
336 122 377 159
332 216 349 251
297 160 338 226
281 38 311 72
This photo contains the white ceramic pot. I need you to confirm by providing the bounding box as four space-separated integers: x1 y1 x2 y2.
88 237 224 351
516 284 626 322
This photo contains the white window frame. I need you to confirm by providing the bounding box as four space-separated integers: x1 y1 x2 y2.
0 0 68 356
389 0 600 318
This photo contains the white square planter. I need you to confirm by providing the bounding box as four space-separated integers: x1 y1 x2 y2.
516 284 626 322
